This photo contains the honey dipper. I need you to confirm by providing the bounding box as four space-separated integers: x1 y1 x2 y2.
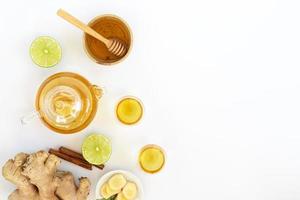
57 9 127 57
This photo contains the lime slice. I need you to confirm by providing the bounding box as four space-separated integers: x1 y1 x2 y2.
82 134 112 165
30 36 62 67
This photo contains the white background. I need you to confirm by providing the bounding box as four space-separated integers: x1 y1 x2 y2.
0 0 300 199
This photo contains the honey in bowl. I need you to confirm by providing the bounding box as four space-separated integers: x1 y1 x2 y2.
139 145 165 174
84 15 132 65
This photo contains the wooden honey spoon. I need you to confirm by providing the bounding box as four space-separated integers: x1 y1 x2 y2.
57 9 127 57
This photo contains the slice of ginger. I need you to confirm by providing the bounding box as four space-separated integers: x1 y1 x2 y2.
108 174 127 191
116 192 128 200
101 182 120 199
100 183 111 199
122 182 137 200
106 183 121 196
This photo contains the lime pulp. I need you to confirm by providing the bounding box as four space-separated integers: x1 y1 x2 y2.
82 134 112 165
30 36 62 68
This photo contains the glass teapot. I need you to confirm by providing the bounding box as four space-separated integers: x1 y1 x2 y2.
22 72 103 134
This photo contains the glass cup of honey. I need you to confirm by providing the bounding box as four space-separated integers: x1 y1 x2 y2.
83 14 132 65
21 72 103 134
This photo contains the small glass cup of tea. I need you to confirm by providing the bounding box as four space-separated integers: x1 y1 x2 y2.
139 144 166 174
115 96 144 125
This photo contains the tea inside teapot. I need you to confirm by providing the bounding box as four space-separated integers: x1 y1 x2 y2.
42 85 82 125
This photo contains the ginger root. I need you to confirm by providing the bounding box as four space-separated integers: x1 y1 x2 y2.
2 151 91 200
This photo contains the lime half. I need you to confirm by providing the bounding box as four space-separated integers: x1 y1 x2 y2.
82 134 112 165
30 36 62 68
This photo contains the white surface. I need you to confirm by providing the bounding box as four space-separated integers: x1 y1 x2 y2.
95 170 143 199
0 0 300 199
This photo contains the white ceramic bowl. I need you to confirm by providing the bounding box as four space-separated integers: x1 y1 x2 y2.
95 170 144 199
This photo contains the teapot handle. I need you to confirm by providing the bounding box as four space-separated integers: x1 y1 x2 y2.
21 110 40 125
91 85 104 101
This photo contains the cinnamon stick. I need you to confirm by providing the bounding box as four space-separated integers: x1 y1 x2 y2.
49 148 92 170
59 147 85 161
59 146 105 170
94 164 105 170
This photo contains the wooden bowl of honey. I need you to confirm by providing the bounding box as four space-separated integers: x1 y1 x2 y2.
83 14 132 65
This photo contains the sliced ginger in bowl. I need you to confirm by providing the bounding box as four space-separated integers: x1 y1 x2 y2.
100 173 139 200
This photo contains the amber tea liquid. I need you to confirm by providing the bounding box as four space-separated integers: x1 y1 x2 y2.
116 97 143 125
139 145 165 174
